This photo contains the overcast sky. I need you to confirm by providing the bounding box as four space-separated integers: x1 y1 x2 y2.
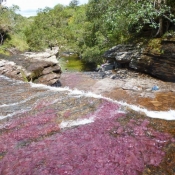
5 0 88 17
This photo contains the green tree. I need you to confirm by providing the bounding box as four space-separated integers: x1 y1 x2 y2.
24 0 175 64
69 0 79 8
105 0 175 37
0 4 29 54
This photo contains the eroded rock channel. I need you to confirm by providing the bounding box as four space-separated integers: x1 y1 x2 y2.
0 75 175 175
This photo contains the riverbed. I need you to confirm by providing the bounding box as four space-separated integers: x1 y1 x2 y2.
0 74 175 174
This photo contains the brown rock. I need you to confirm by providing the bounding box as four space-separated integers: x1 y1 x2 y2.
38 73 61 85
42 65 61 75
0 48 62 85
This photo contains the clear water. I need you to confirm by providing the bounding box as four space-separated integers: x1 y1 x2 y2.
59 55 96 72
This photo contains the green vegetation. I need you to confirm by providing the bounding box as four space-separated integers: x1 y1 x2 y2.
0 5 30 54
20 70 28 82
147 38 163 55
0 0 175 64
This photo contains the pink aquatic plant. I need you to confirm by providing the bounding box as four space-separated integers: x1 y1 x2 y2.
0 100 173 175
0 109 60 153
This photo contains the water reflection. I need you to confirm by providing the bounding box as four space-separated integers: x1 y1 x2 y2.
59 54 96 72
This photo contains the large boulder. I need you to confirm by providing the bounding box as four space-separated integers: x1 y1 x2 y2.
0 47 62 85
129 40 175 82
103 40 175 82
103 44 140 64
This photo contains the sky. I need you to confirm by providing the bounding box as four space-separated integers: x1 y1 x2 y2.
4 0 88 17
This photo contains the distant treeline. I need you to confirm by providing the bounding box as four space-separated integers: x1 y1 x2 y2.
1 0 175 63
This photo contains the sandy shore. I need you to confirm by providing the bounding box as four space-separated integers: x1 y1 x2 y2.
60 71 175 111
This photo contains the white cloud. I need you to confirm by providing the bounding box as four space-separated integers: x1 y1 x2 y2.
5 0 88 17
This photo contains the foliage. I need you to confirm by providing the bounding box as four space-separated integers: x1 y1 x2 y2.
82 45 104 63
1 0 175 63
4 34 28 51
147 38 163 54
25 4 70 51
0 5 29 54
20 69 29 82
69 0 79 8
105 0 175 37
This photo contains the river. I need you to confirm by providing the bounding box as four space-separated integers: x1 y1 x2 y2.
0 75 175 175
59 54 96 72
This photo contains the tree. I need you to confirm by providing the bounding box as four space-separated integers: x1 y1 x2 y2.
24 0 175 64
105 0 175 37
69 0 79 8
25 4 73 50
0 3 29 54
0 5 20 45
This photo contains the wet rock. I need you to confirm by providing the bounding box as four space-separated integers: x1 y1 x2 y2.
83 72 107 79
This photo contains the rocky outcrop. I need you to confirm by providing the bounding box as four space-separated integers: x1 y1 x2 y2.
103 40 175 82
103 44 140 64
0 47 62 85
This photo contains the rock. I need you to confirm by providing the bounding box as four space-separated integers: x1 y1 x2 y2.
129 49 175 82
101 63 114 71
37 73 61 85
104 41 175 82
104 44 136 59
0 47 62 86
122 85 142 92
22 47 59 63
60 51 76 57
42 65 61 75
110 74 117 79
103 45 141 70
105 70 113 75
115 52 134 63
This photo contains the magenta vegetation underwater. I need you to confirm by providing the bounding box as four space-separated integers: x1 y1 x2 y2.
0 76 175 175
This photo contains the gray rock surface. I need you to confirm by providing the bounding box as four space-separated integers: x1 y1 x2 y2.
0 47 62 85
103 41 175 82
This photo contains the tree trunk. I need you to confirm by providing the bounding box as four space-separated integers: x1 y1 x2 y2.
155 17 163 36
155 0 167 36
0 33 4 45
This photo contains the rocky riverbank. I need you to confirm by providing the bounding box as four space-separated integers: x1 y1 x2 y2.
103 39 175 82
1 46 175 112
60 69 175 111
0 47 61 86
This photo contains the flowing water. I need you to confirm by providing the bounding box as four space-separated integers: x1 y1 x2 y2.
0 75 175 175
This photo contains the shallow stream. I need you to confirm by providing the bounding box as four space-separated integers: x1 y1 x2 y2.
0 75 175 175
